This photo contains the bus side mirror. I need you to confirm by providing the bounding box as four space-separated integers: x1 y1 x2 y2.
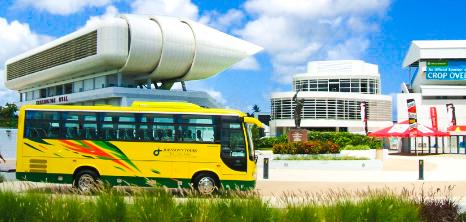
259 128 265 138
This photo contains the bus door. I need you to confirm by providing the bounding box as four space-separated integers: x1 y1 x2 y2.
220 117 247 174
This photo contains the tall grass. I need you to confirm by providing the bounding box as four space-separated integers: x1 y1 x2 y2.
95 188 128 222
0 182 461 221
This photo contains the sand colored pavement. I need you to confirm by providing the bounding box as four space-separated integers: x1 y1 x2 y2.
255 153 466 197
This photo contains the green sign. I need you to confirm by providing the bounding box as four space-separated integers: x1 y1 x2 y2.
426 61 448 67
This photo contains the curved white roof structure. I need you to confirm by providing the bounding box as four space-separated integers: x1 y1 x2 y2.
403 40 466 68
5 14 263 90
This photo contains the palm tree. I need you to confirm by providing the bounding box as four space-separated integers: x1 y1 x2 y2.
252 105 261 114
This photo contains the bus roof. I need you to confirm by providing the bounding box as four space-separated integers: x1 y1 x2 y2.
20 101 247 117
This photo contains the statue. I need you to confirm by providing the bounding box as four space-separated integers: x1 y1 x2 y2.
292 85 305 129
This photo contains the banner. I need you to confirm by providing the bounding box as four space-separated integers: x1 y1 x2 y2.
407 99 417 136
446 103 456 126
430 107 438 130
426 61 466 80
360 101 368 135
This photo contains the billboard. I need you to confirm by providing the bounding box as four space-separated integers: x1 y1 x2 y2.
426 61 466 80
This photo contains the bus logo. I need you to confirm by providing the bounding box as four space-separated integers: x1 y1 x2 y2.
153 148 162 156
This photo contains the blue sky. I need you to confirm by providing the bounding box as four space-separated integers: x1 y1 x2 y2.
0 0 466 119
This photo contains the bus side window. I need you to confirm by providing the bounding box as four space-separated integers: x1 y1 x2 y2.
138 125 154 141
118 124 135 140
63 123 80 139
100 125 116 140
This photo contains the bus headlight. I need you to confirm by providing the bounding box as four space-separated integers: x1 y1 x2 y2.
253 173 257 180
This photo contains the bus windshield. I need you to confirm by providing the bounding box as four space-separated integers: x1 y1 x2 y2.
245 123 254 161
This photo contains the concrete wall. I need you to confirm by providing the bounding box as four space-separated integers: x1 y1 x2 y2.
0 129 17 159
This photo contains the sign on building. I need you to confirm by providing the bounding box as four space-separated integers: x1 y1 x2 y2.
426 61 466 80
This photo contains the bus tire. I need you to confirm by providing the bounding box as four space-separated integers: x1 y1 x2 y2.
193 172 219 195
73 169 100 192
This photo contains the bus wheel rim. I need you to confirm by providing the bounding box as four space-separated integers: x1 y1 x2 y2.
198 177 215 194
78 174 94 191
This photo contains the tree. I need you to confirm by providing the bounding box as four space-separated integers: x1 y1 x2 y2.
252 104 261 114
0 103 18 128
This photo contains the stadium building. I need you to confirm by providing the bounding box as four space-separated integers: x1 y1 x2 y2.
4 14 262 108
269 60 393 135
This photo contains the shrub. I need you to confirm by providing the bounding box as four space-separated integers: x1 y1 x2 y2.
257 134 288 148
272 141 340 154
263 132 382 149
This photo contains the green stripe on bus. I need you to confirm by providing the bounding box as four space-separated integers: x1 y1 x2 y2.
16 172 255 190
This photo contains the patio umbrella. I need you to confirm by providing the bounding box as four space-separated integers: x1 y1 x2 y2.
368 120 449 137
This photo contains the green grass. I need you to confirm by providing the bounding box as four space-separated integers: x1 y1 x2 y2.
0 182 461 221
274 156 370 160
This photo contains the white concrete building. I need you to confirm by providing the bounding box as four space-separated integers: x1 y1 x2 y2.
4 14 262 108
399 40 466 131
270 60 393 135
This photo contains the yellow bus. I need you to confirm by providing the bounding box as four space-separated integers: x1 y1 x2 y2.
16 102 264 194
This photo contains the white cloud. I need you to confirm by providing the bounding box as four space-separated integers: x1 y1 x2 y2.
130 0 199 20
244 0 389 19
236 0 391 84
199 9 245 32
0 71 19 105
326 37 370 60
14 0 112 15
0 18 54 105
0 18 54 65
82 5 119 29
171 81 226 105
231 56 260 71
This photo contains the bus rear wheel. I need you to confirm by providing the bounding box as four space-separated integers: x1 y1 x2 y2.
193 173 219 195
73 169 100 192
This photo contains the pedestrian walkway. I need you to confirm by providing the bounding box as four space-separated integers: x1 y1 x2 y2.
255 151 466 198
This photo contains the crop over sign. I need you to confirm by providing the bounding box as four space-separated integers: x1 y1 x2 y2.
426 61 466 80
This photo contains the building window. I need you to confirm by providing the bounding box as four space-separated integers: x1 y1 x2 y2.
40 88 47 98
271 97 391 121
65 83 72 94
292 77 380 94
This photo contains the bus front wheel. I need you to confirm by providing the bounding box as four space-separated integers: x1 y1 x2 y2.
193 173 219 195
73 169 100 192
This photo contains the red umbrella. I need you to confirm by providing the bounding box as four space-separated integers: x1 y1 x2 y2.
369 120 449 137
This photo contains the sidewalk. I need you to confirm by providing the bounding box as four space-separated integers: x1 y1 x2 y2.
255 151 466 197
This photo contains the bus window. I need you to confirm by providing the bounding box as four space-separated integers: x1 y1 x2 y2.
152 125 175 141
100 124 117 140
26 111 60 120
101 112 136 122
62 112 97 121
141 113 174 123
221 130 246 157
25 121 59 139
117 124 136 140
63 123 80 139
178 115 214 124
181 126 215 142
223 123 241 129
81 124 97 139
138 125 154 141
